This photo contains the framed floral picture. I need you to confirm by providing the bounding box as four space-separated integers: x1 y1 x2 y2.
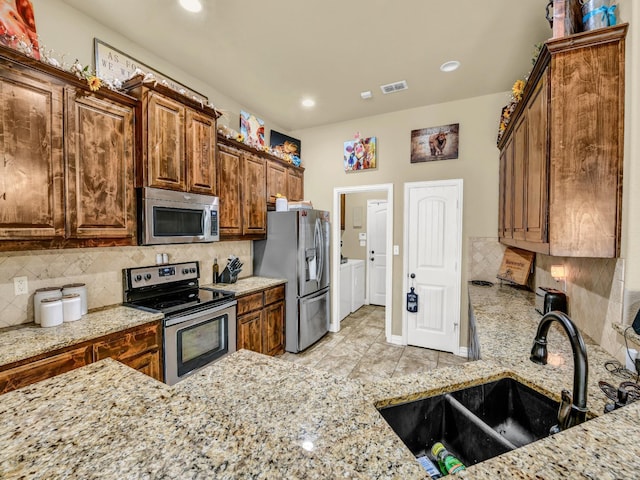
240 110 265 148
0 0 40 59
344 136 377 171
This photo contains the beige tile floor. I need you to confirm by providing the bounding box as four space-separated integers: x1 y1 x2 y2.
278 305 468 383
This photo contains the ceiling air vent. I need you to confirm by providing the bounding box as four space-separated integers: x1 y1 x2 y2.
380 80 408 95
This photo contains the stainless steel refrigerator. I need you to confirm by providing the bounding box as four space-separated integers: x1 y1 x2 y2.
253 210 330 353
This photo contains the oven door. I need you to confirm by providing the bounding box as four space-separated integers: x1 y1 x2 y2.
164 301 237 385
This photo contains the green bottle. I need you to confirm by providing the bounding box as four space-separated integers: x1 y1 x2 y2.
431 442 466 475
212 258 219 284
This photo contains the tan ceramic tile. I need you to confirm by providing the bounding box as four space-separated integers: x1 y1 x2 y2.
393 356 438 378
437 351 468 367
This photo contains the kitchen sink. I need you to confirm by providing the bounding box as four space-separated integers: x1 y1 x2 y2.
377 377 559 468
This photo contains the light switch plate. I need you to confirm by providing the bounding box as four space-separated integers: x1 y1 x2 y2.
393 245 400 255
359 240 366 247
358 232 367 241
14 276 28 295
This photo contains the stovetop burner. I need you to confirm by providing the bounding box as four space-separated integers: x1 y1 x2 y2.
123 262 235 317
128 287 235 316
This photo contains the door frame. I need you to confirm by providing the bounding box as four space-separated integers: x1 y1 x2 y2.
401 179 463 350
332 184 393 339
366 199 388 306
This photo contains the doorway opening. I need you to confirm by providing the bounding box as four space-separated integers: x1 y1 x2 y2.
332 184 393 341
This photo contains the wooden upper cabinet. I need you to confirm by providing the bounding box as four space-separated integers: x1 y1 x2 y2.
266 159 287 203
65 90 136 241
512 115 527 241
123 76 219 194
548 27 625 257
186 109 216 195
266 159 304 203
146 92 186 191
287 167 304 202
217 143 243 236
499 137 514 240
497 24 626 258
217 139 268 239
0 64 64 241
242 152 267 236
0 45 138 250
524 73 548 245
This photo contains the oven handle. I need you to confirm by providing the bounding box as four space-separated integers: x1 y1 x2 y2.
164 300 237 327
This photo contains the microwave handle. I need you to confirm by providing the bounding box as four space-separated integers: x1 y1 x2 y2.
202 209 210 238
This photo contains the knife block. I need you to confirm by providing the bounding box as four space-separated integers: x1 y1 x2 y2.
217 267 237 284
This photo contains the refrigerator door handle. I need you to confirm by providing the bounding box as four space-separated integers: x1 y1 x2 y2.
315 218 323 288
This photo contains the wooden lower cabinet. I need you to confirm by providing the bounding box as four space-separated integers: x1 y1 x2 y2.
93 322 163 382
237 310 263 353
0 321 162 395
236 285 285 355
0 346 92 395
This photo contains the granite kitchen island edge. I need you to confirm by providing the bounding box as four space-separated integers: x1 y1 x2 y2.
1 283 640 478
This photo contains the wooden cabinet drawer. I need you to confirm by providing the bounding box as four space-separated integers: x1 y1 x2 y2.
93 323 160 362
237 292 264 315
120 349 162 382
0 346 92 395
264 285 285 306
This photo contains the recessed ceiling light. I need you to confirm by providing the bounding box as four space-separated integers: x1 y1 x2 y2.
301 98 315 108
179 0 202 13
360 91 372 100
440 60 461 72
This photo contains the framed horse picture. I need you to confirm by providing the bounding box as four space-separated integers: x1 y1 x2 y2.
410 123 459 163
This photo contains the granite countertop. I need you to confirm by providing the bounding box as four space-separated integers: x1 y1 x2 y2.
204 275 287 297
0 306 163 367
2 282 640 478
0 276 285 368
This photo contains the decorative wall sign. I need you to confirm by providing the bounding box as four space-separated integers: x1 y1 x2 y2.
344 136 377 172
0 0 40 59
497 247 535 286
240 111 265 147
270 130 301 158
94 38 208 103
410 123 460 163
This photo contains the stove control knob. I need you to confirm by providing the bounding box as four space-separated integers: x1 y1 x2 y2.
182 268 189 274
144 273 152 281
190 268 196 274
134 274 142 282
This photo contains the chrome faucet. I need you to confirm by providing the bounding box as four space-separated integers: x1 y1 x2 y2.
530 311 588 432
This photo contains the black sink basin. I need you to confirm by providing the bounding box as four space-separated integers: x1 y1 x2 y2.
378 377 559 469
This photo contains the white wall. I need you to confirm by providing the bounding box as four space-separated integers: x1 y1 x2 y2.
31 0 286 132
292 92 508 343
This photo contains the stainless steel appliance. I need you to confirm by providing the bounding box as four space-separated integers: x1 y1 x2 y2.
138 187 219 245
123 261 236 385
253 210 330 353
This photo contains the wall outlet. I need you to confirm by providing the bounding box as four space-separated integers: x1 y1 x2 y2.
14 276 28 295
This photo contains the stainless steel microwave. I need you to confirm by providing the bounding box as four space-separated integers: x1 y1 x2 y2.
138 187 219 245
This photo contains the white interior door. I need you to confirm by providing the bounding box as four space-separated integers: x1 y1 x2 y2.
404 180 462 353
367 200 387 306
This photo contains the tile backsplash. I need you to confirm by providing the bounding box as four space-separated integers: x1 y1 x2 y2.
0 242 252 328
468 237 627 362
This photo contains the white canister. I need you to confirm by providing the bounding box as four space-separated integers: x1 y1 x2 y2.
40 297 63 328
275 196 288 212
33 287 62 324
62 294 82 322
62 283 87 315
